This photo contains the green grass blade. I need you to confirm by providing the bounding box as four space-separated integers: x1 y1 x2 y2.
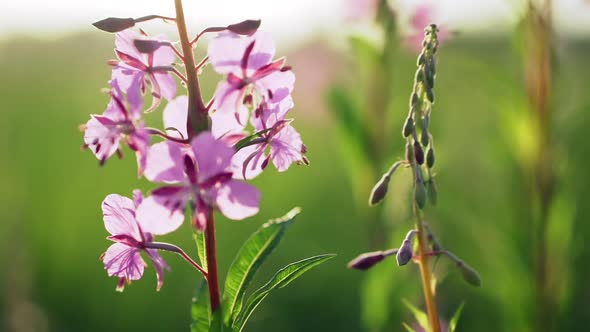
449 302 465 332
402 298 431 332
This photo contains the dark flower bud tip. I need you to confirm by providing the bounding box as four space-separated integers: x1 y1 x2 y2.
347 251 387 270
426 147 435 168
93 17 135 33
134 39 163 54
414 141 424 165
403 117 414 138
369 174 391 206
426 88 435 103
415 179 427 209
227 19 261 36
458 261 481 287
396 230 416 266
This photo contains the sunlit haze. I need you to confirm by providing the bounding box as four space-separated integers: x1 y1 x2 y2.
0 0 589 42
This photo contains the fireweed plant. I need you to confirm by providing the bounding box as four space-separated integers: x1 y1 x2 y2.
347 25 480 332
82 1 335 331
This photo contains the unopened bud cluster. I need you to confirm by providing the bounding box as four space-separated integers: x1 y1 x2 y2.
404 24 440 210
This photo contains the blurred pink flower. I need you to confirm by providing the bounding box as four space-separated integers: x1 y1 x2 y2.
346 0 379 21
208 31 294 117
101 191 177 292
404 3 450 53
112 30 177 101
143 132 260 230
83 78 149 174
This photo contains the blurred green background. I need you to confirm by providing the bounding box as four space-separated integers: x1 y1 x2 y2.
1 1 589 331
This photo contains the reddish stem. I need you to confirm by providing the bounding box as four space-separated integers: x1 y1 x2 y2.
205 209 221 311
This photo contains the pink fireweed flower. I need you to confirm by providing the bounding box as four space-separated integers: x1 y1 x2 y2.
404 3 449 53
208 31 294 118
143 132 260 230
101 191 181 292
112 29 177 103
233 97 307 179
83 78 149 173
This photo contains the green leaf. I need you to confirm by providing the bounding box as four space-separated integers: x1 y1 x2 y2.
233 128 272 151
193 230 208 272
402 322 417 332
448 302 465 332
233 254 336 331
222 207 301 326
191 280 210 332
402 298 431 332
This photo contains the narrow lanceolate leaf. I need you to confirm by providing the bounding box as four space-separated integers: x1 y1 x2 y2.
233 254 336 331
222 207 301 326
402 299 431 332
448 302 465 332
191 280 210 332
193 230 208 272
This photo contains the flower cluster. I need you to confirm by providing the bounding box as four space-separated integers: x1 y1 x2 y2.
84 17 307 291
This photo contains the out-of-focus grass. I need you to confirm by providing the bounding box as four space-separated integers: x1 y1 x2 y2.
0 31 588 332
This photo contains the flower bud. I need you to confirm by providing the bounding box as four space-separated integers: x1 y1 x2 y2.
415 68 425 84
227 19 261 36
93 17 135 33
396 230 416 266
415 179 427 209
347 251 391 270
426 147 435 168
410 92 419 108
417 51 426 66
457 261 481 287
420 130 430 147
426 88 435 103
369 174 391 206
405 142 414 163
427 179 438 206
403 117 414 138
134 39 163 54
414 141 424 165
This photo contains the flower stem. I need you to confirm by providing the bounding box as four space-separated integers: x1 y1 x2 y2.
204 209 221 312
174 0 209 138
414 205 442 332
144 241 208 278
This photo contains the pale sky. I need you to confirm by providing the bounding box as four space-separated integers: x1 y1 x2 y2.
0 0 588 41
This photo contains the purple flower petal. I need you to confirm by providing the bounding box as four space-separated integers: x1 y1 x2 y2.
84 115 121 162
102 194 142 239
213 80 244 115
152 72 177 101
163 96 188 139
103 242 145 281
115 30 144 62
191 132 234 182
215 180 260 220
151 34 176 66
135 195 186 235
143 141 187 183
211 104 248 139
270 124 303 172
208 31 275 75
145 248 170 291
